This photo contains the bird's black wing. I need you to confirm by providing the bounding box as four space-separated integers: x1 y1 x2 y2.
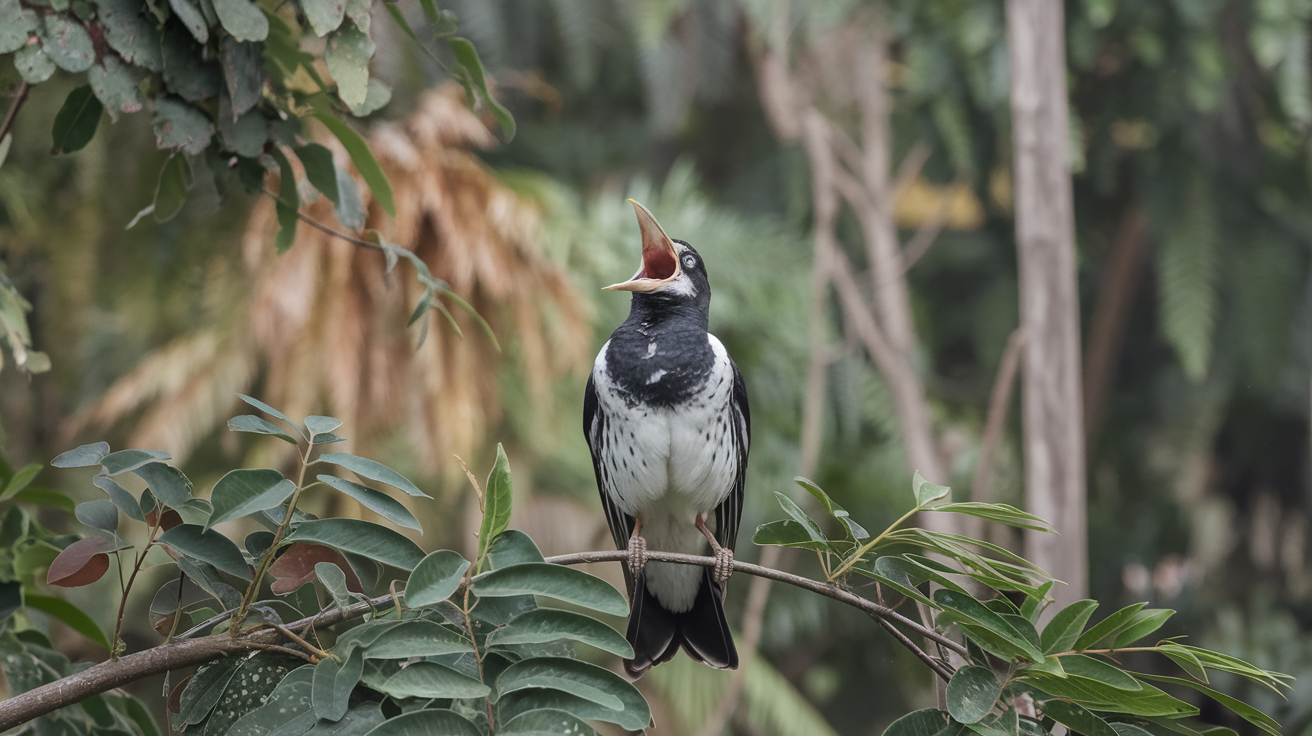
714 360 751 552
584 372 636 552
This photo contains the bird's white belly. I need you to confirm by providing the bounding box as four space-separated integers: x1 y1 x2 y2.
590 344 739 611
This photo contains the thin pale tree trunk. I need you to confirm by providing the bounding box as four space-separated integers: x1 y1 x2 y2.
1006 0 1089 610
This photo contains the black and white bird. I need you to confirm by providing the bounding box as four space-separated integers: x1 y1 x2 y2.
583 200 750 677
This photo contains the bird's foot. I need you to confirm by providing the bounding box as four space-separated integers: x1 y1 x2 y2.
712 546 734 585
627 533 648 578
695 513 734 585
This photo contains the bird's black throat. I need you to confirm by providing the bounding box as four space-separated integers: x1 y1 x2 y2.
604 293 717 409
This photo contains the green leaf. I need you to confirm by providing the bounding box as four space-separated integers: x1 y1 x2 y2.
91 475 145 523
101 449 172 475
1060 654 1143 691
772 491 829 547
227 667 314 736
0 463 42 500
1169 644 1291 692
236 394 306 438
0 1 37 54
1017 672 1197 717
1157 643 1208 682
1110 609 1175 648
333 163 365 230
1157 175 1218 382
316 561 350 608
301 0 344 36
496 686 649 732
93 0 164 71
131 462 193 508
361 620 473 658
913 472 951 507
931 503 1056 533
161 30 222 103
310 98 394 217
211 0 267 41
404 549 469 607
153 98 213 155
228 415 298 444
487 609 633 659
294 145 340 206
476 443 513 569
284 519 424 570
347 78 392 117
1021 580 1053 622
935 589 1045 662
1040 700 1117 736
494 658 632 712
447 37 515 141
326 20 374 108
371 661 489 700
317 475 421 531
167 0 208 43
153 153 192 223
880 708 967 736
40 16 95 71
312 647 363 722
1109 725 1157 736
15 44 55 84
487 529 545 568
500 710 598 736
24 594 110 650
854 558 935 607
207 469 296 529
220 37 264 116
1074 603 1149 651
475 563 627 616
1134 674 1282 736
11 488 76 513
304 414 343 439
176 654 246 726
158 524 251 580
945 666 1001 724
359 708 481 736
269 147 299 253
52 442 110 468
76 499 119 533
51 86 103 154
751 519 834 551
794 477 869 539
1042 599 1099 653
316 453 427 497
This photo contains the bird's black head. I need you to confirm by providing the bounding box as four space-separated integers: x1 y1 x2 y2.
604 200 712 326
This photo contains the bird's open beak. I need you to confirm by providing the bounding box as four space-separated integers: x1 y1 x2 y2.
603 200 682 292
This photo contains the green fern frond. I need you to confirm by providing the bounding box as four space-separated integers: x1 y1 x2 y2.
1156 175 1219 383
741 652 843 736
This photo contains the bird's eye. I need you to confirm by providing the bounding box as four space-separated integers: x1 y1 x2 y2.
682 255 696 269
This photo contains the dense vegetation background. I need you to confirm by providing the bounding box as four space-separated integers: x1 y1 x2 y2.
0 0 1309 734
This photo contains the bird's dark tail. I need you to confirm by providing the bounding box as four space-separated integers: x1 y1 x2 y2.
624 568 738 678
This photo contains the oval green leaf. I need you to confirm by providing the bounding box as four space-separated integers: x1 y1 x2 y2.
52 442 110 468
372 662 489 701
227 415 297 444
493 658 626 711
362 620 473 658
207 469 296 529
945 666 1000 724
487 609 633 659
476 443 513 568
101 449 172 476
92 475 145 523
500 709 598 736
474 563 627 617
159 524 251 580
317 475 421 531
283 518 424 570
487 530 545 569
881 708 964 736
404 549 469 607
52 86 102 154
315 453 427 498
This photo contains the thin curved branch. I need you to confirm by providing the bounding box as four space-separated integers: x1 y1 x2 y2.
0 549 968 731
538 550 968 658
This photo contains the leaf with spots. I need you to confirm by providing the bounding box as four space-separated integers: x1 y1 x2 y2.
226 666 314 736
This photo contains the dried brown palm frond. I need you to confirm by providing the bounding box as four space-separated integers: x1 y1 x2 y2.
72 85 590 475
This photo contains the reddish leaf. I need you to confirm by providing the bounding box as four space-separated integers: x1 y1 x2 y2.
160 509 183 531
46 537 114 587
169 674 192 713
268 543 362 595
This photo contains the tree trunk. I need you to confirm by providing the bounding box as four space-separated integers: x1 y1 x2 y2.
1006 0 1089 609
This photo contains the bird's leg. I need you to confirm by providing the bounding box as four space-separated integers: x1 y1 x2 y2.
695 514 734 584
626 517 647 578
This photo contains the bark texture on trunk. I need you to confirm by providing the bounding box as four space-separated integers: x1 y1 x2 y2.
1006 0 1089 608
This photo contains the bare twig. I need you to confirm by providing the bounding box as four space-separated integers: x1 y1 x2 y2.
261 188 384 253
971 329 1027 504
890 142 931 203
1083 206 1147 439
874 616 952 682
0 82 29 145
